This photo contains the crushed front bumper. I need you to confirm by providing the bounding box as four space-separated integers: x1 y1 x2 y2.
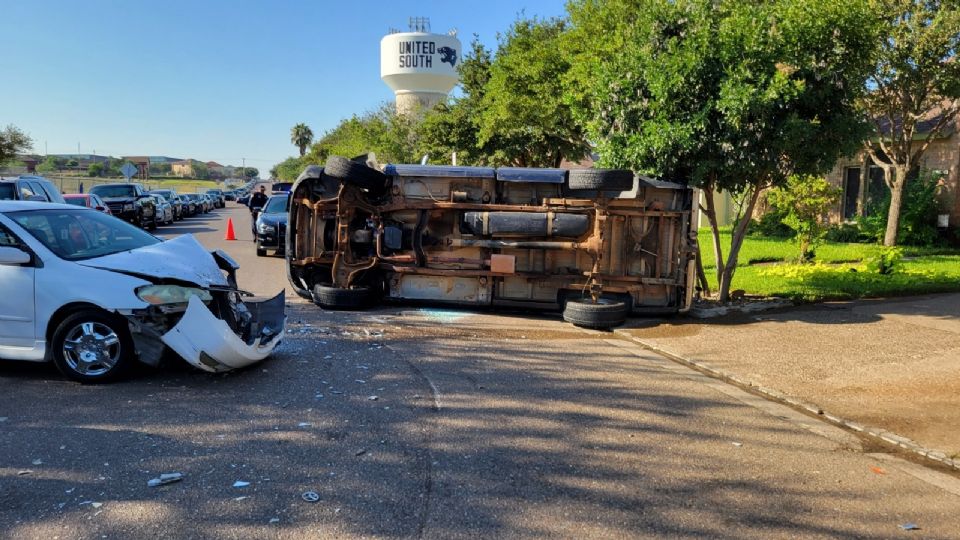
159 291 286 372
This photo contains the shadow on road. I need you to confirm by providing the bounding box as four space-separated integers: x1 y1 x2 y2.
0 303 928 538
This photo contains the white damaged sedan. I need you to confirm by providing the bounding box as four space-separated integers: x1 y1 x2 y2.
0 202 285 382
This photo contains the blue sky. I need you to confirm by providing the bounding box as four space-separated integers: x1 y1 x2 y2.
1 0 567 173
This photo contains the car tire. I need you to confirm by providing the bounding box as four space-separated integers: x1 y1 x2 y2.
562 297 629 330
256 244 267 257
567 169 634 191
147 217 157 231
51 309 134 383
323 156 388 192
311 284 374 310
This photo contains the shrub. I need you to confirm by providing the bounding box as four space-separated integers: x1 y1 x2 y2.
824 223 863 243
858 169 944 247
750 202 795 238
767 175 841 261
866 246 903 275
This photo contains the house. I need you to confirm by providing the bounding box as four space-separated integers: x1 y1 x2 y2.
824 107 960 228
171 159 198 177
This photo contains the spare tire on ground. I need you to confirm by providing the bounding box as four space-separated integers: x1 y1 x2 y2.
567 169 634 191
562 297 629 329
311 284 375 310
324 156 388 192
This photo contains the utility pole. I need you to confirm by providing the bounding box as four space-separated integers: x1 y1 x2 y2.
242 157 246 179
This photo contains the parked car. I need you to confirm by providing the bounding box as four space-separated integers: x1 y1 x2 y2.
198 194 211 213
0 176 66 204
89 183 157 230
63 194 112 215
271 182 293 194
179 194 200 216
287 157 697 329
206 189 225 208
224 191 237 202
237 192 251 205
150 190 182 221
0 202 286 382
255 193 289 257
177 195 196 216
151 195 174 226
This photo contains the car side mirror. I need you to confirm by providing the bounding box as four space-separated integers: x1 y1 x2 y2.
0 246 31 265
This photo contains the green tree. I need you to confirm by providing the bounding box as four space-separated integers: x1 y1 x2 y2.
291 123 314 157
860 0 960 246
310 103 420 164
87 162 105 177
191 161 209 180
37 155 65 173
272 156 309 181
478 18 589 167
567 0 877 302
768 175 842 261
244 167 259 178
0 125 31 165
416 37 498 165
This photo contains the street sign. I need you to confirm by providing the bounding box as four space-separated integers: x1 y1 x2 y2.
121 163 138 180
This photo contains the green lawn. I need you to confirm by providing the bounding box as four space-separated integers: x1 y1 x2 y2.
699 228 960 301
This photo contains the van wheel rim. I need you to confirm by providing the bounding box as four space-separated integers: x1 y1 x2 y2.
62 322 121 376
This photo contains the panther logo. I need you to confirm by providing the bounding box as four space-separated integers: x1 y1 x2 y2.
438 46 457 67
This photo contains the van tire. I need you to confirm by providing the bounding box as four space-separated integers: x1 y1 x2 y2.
311 284 374 310
324 156 388 192
568 169 634 191
562 298 629 329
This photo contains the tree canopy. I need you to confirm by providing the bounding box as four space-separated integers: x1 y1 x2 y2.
860 0 960 246
567 0 877 300
0 125 31 166
290 123 314 157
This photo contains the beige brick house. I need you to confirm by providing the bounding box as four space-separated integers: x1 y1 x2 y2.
824 109 960 228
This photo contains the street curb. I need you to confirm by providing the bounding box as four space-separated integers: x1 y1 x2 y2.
614 329 960 472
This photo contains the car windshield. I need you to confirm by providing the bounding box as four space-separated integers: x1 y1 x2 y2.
90 185 136 198
64 197 87 207
263 195 288 214
0 183 15 200
8 208 161 261
151 191 173 198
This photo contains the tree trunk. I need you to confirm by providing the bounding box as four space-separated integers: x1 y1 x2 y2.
717 182 763 303
695 249 711 297
883 165 907 247
700 184 725 286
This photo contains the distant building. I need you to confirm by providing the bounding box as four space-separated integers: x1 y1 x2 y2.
171 159 198 177
50 154 111 167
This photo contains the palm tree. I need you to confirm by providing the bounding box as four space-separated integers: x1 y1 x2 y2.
290 123 314 157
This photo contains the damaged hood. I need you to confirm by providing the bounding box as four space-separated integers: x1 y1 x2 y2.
77 234 229 287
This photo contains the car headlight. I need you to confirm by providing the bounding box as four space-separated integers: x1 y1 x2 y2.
258 223 276 233
136 285 213 305
123 203 135 211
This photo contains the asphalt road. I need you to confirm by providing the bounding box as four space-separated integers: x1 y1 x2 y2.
2 204 959 538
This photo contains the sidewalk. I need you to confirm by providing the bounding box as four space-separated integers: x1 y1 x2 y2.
619 294 960 461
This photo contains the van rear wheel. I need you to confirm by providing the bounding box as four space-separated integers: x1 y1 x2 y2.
311 284 375 310
562 297 629 330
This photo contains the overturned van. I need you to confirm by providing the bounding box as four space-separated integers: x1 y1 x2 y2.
287 156 698 329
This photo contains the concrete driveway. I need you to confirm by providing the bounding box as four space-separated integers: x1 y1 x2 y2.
1 205 959 538
621 294 960 459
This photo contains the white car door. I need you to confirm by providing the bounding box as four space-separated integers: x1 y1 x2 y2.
0 224 36 348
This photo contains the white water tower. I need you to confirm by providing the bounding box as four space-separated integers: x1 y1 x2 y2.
381 17 461 115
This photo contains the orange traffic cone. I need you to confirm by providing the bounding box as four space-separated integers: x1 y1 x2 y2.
224 218 236 241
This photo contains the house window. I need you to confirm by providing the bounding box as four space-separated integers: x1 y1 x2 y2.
843 168 861 220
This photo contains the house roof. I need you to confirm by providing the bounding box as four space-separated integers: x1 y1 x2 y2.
875 99 958 139
206 161 224 168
